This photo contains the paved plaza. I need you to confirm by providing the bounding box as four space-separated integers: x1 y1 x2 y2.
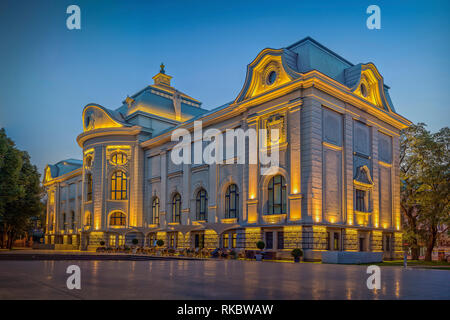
0 258 448 299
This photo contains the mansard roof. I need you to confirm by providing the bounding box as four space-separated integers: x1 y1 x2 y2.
114 65 208 122
235 36 397 113
115 84 208 122
44 159 82 184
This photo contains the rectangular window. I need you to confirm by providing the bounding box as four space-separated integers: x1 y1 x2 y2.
277 231 284 249
266 232 273 249
355 189 366 212
118 235 124 246
223 234 229 248
232 233 237 248
109 235 116 246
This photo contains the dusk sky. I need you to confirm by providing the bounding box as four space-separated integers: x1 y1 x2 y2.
0 0 449 175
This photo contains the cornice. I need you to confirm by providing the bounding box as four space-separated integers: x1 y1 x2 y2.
43 168 82 187
76 126 142 148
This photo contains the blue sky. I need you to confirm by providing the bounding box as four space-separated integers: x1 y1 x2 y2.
0 0 449 174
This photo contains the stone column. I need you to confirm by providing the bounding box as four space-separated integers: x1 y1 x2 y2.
159 150 168 227
343 113 354 226
371 125 380 228
182 163 191 225
208 163 218 222
300 97 322 222
246 116 258 224
288 101 302 221
392 134 401 231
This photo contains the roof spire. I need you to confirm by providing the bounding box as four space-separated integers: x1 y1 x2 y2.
160 63 165 74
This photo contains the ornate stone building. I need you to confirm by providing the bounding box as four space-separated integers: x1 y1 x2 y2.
43 37 410 260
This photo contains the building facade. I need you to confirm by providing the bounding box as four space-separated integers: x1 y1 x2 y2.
43 37 410 260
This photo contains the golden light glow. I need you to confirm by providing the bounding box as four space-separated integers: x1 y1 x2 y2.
44 167 52 183
244 227 261 249
312 225 327 233
288 196 301 221
49 192 55 205
221 218 238 224
262 214 286 224
354 67 383 108
82 105 123 132
283 225 302 232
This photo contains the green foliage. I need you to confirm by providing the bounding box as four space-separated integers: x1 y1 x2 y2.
99 240 105 246
131 238 138 245
0 128 44 249
291 248 303 258
400 123 450 261
256 240 265 250
156 239 164 247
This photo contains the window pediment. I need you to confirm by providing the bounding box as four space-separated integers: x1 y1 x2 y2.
353 165 374 188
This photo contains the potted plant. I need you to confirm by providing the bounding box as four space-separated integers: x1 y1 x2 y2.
255 241 265 261
291 248 303 263
230 250 237 260
156 239 164 256
131 238 139 253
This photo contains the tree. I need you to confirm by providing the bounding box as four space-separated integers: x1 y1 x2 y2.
400 123 449 261
0 129 43 249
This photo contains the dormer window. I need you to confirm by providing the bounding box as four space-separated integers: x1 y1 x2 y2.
360 83 368 97
266 71 277 85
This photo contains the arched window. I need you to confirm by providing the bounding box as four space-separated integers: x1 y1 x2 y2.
152 197 160 225
111 152 127 165
71 211 75 230
86 174 93 201
196 189 208 221
85 211 92 226
111 171 127 200
268 175 286 214
109 211 126 227
172 193 181 223
225 184 239 219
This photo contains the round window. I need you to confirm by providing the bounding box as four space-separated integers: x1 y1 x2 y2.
360 83 368 97
267 71 277 85
111 152 127 165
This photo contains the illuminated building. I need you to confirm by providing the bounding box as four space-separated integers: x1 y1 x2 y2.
43 37 409 260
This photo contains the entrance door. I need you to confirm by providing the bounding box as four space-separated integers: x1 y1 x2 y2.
359 237 365 252
265 232 273 249
195 234 205 249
